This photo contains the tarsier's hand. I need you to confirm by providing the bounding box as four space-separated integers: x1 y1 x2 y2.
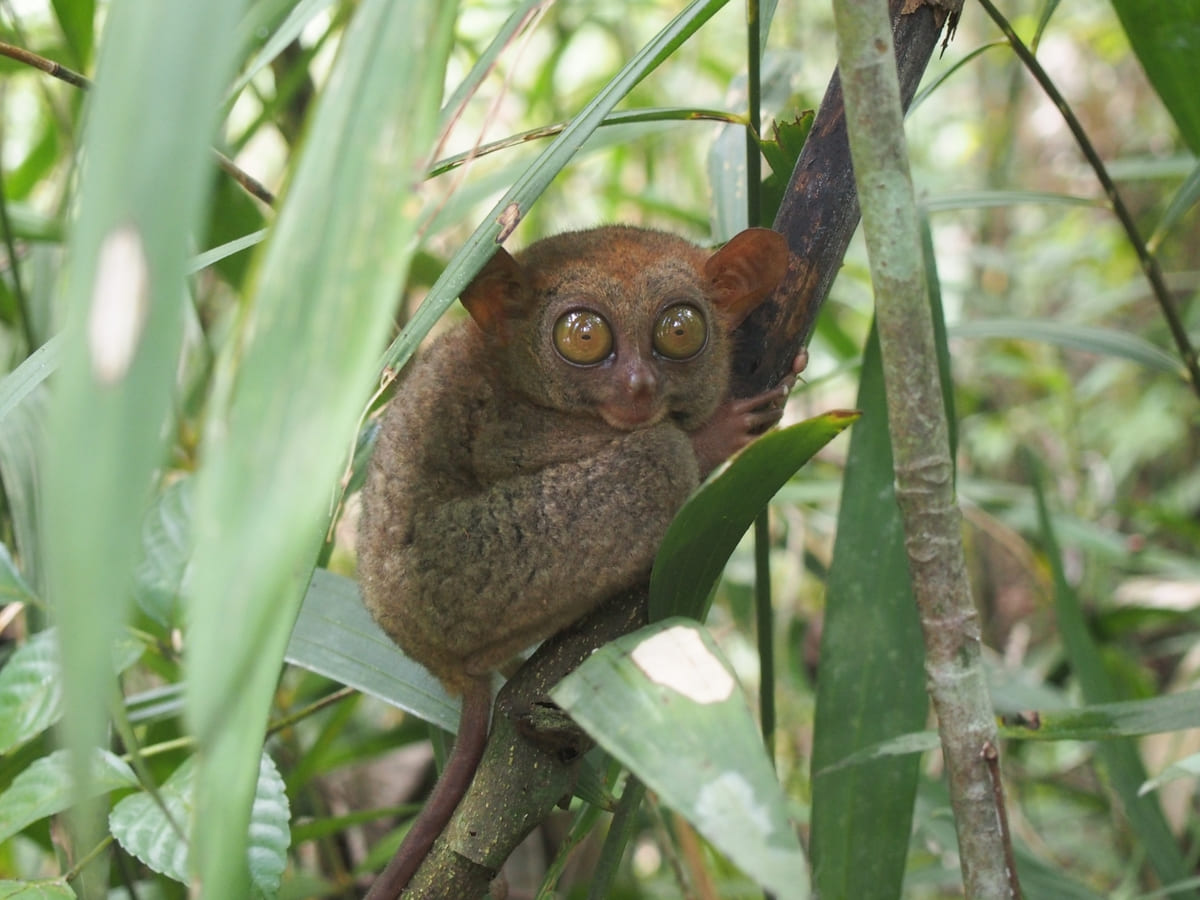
690 350 808 477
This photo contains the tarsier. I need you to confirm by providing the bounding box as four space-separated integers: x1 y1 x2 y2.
357 225 798 897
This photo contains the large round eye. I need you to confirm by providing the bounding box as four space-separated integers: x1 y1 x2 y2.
653 304 707 360
553 309 613 365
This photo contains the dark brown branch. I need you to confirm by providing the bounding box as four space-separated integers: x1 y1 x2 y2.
0 40 276 207
394 3 952 897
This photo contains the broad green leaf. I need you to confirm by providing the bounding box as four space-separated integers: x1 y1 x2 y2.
39 0 247 852
133 478 192 629
183 1 457 895
1031 466 1196 895
284 569 458 733
0 881 75 899
950 318 1185 376
809 328 927 900
648 411 858 622
0 543 36 605
0 748 137 844
1110 0 1200 154
0 631 61 755
0 629 143 755
552 620 809 898
109 752 290 896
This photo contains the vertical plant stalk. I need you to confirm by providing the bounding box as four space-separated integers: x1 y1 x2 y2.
830 0 1016 898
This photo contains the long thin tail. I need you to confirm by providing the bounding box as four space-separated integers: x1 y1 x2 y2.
364 679 493 899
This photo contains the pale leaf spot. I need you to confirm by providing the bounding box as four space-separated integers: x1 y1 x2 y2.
89 226 150 384
631 625 734 704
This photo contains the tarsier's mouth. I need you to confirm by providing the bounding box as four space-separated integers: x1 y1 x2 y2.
598 403 666 431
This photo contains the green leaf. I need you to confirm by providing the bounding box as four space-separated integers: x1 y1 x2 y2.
1109 0 1200 155
133 478 192 629
552 620 809 898
49 0 94 69
0 630 61 755
39 0 247 843
0 543 36 605
183 1 457 895
0 881 75 899
950 318 1185 376
109 751 290 896
809 328 927 900
0 748 137 844
649 411 858 622
0 629 143 756
0 369 53 594
999 689 1200 742
923 189 1101 211
285 569 458 733
230 0 336 98
1 205 63 243
189 230 268 275
1140 752 1200 796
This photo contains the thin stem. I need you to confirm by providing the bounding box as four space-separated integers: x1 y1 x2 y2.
266 685 355 737
976 0 1200 399
587 777 647 900
754 512 776 767
745 0 762 226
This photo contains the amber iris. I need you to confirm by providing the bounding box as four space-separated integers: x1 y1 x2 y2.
553 309 613 365
653 304 706 360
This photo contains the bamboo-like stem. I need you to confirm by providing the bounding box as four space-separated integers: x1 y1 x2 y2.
830 0 1016 897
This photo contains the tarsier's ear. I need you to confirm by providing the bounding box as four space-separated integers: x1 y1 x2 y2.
704 227 789 328
460 248 527 343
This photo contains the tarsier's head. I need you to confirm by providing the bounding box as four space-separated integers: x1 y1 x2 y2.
460 226 789 432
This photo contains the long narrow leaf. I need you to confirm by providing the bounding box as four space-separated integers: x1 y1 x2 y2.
809 329 926 900
184 0 457 895
40 0 246 849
